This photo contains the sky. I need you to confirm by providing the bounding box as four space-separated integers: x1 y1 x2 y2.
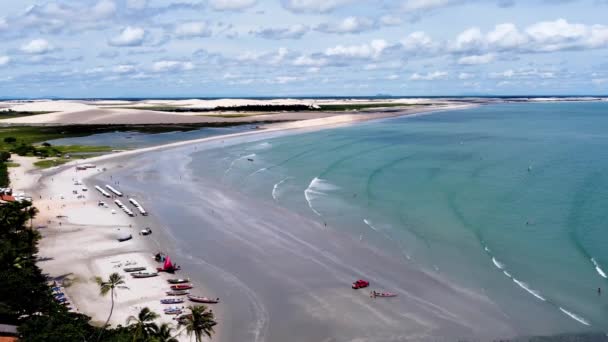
0 0 607 98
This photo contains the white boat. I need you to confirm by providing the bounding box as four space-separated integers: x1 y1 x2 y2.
105 185 123 197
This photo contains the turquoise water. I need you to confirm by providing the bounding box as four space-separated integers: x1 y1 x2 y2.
194 102 608 331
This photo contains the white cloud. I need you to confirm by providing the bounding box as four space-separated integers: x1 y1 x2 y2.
209 0 257 11
490 68 555 79
401 0 453 12
152 60 194 72
409 71 448 81
20 39 53 54
458 53 495 65
316 17 375 34
126 0 147 9
486 23 528 50
109 26 145 47
293 55 327 67
386 74 399 80
273 76 302 84
592 78 608 85
254 24 308 40
113 64 136 74
175 22 211 38
380 15 402 26
281 0 357 13
458 72 475 80
325 39 387 59
451 27 484 52
92 0 117 18
401 31 437 52
0 56 10 66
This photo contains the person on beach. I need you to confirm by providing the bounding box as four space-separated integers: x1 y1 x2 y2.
599 287 602 295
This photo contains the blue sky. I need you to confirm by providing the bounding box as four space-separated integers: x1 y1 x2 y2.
0 0 607 97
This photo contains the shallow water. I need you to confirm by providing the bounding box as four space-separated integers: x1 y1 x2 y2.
106 103 608 340
198 103 608 329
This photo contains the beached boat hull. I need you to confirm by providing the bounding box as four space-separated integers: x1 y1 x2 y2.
123 267 146 272
188 295 219 304
131 272 158 278
166 290 190 296
170 284 193 290
167 278 190 284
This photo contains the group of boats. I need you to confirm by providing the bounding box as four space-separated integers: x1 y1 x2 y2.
95 184 149 218
150 253 221 315
352 279 397 299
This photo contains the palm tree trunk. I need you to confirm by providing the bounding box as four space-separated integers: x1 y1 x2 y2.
97 288 114 342
105 288 115 328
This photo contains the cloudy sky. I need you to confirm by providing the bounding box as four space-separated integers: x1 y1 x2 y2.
1 0 607 98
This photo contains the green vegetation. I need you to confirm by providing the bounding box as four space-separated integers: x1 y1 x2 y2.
6 162 20 167
0 109 55 119
0 170 216 340
33 159 70 169
317 103 416 111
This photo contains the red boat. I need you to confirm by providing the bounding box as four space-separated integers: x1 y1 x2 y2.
352 279 369 289
170 284 193 290
187 295 220 304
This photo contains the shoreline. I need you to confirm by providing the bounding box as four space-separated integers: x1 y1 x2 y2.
15 103 476 340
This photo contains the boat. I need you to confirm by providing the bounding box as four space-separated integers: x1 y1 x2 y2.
371 291 397 298
131 272 158 278
170 284 193 290
166 290 190 296
168 278 190 284
164 307 183 315
123 266 146 272
161 298 184 304
157 255 180 273
117 234 132 242
140 227 152 236
187 295 219 304
352 279 370 289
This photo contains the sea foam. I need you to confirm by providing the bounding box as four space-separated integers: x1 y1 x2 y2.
304 177 338 216
272 177 291 201
513 278 546 301
559 307 591 326
591 258 607 279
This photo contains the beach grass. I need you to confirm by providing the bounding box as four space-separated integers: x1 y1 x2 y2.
6 162 20 167
317 103 416 111
0 110 55 119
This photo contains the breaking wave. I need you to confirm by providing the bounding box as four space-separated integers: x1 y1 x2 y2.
224 153 256 176
492 257 504 270
591 258 607 279
272 177 292 201
512 278 546 301
559 307 591 326
304 177 338 216
363 219 379 232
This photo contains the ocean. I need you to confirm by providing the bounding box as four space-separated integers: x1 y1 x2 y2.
104 102 608 341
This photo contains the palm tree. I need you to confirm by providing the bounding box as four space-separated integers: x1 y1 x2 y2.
182 305 217 342
95 272 127 340
126 307 159 341
150 323 179 342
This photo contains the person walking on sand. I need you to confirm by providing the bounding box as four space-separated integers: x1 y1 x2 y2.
599 287 602 295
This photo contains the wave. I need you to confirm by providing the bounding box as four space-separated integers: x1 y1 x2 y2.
363 219 379 232
559 307 591 326
512 278 546 301
272 177 292 201
304 177 338 216
503 271 512 278
224 153 256 176
492 257 505 270
484 246 491 253
591 258 607 279
249 142 272 150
